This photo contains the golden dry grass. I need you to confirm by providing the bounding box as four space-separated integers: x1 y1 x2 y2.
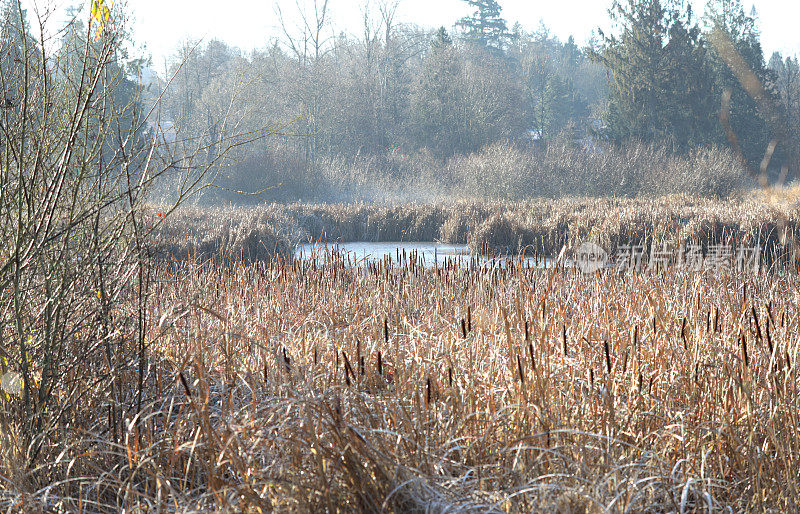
5 252 798 511
152 194 800 264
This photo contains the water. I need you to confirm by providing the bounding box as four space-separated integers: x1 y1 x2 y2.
294 241 550 268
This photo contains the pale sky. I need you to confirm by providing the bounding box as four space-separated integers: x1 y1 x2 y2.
22 0 800 65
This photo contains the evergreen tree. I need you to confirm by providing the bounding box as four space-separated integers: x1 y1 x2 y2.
703 0 775 169
518 35 587 143
409 28 465 156
0 0 34 108
596 0 713 149
433 26 452 49
456 0 512 53
661 4 717 148
55 6 148 176
767 52 799 181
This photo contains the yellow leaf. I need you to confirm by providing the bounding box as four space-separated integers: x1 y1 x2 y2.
90 0 113 38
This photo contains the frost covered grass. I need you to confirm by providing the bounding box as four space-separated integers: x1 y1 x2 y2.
151 193 800 264
3 252 800 511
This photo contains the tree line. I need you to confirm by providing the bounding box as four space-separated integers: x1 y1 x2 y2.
145 0 799 199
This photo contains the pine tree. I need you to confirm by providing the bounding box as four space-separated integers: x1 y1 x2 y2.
703 0 775 169
0 0 34 108
410 28 465 156
596 0 713 149
433 26 452 49
456 0 512 53
767 53 799 182
597 0 672 143
519 36 587 143
661 4 717 148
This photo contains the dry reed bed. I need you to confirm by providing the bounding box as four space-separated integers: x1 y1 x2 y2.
7 254 799 511
150 194 800 263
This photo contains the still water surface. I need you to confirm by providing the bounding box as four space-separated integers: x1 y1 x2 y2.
295 241 551 268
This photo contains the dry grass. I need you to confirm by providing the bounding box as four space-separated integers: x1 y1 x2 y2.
3 252 800 511
189 141 751 205
151 194 800 264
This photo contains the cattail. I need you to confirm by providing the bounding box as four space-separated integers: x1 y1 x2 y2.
461 318 467 339
562 324 568 356
752 307 762 343
467 306 472 333
384 318 389 345
426 377 432 407
740 335 749 369
356 338 363 375
528 342 536 371
448 367 453 387
604 340 612 374
342 351 353 386
377 350 383 376
766 320 773 355
767 301 775 327
178 372 192 398
517 354 525 384
108 405 117 443
283 347 291 373
681 317 688 350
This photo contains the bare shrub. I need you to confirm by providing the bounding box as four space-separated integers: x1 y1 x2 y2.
447 140 750 200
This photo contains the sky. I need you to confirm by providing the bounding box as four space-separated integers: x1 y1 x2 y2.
22 0 800 65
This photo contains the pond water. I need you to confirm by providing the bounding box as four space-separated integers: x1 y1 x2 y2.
295 241 551 269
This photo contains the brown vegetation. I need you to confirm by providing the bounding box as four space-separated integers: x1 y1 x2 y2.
191 142 752 205
3 252 799 510
151 192 800 265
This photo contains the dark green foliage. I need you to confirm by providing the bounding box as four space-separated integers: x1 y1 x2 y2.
768 53 800 181
596 0 782 173
515 30 592 143
456 0 512 53
703 0 776 171
597 0 715 149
